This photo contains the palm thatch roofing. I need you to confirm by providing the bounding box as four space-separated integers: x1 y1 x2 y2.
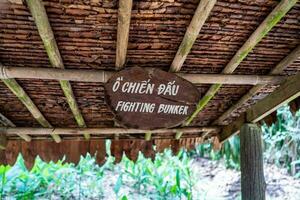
0 0 299 166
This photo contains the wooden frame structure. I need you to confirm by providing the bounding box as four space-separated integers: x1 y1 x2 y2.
0 0 298 144
0 1 300 195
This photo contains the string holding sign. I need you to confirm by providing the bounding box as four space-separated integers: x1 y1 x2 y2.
104 67 200 129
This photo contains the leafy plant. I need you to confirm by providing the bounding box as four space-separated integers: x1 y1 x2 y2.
262 105 300 175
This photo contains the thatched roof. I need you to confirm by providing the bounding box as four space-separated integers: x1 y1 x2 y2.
0 0 299 165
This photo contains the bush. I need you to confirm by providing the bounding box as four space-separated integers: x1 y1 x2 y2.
262 105 300 176
0 144 199 199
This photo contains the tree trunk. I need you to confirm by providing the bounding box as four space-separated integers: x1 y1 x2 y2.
240 123 266 200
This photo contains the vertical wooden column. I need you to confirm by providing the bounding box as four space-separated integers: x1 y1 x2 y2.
240 123 266 200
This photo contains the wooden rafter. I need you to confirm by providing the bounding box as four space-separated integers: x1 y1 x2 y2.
219 72 300 142
169 0 216 72
0 77 59 142
0 113 31 142
183 0 298 126
214 45 300 125
115 0 133 70
0 66 286 85
26 0 89 140
0 113 14 127
1 126 219 136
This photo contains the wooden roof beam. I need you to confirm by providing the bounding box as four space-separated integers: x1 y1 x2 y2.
1 77 59 142
219 72 300 142
214 45 300 125
169 0 216 72
183 0 298 126
115 0 133 70
0 113 31 142
0 65 286 85
26 0 89 140
1 126 220 136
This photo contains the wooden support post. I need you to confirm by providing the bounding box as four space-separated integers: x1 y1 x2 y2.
115 0 133 69
214 45 300 125
170 0 216 72
26 0 89 140
240 123 266 200
183 0 297 126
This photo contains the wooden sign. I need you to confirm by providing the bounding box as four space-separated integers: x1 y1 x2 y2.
104 67 200 129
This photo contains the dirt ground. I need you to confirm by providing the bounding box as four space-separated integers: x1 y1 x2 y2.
98 157 300 199
192 158 300 200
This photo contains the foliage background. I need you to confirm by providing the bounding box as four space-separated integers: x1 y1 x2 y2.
0 105 299 199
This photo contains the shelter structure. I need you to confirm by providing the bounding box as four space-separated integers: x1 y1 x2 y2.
0 0 300 198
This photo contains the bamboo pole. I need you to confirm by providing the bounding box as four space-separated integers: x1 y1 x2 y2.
115 0 133 69
145 131 152 141
0 66 285 85
26 0 89 140
1 126 220 136
0 113 31 142
219 72 300 142
0 113 14 127
183 0 298 126
2 78 60 142
214 45 300 125
170 0 217 72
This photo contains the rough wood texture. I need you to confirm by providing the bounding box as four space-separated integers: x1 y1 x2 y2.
115 0 133 69
183 0 298 126
214 45 300 125
26 0 89 139
220 73 300 142
240 124 266 200
170 0 216 72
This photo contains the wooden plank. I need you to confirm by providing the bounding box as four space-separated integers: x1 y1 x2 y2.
169 0 217 72
26 0 89 140
2 126 220 136
183 0 298 126
0 65 285 85
214 45 300 125
5 140 21 165
115 0 133 69
89 139 106 165
219 73 300 142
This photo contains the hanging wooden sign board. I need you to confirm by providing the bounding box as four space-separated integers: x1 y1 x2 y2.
104 67 200 129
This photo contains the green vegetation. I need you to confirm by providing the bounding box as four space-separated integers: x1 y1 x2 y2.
0 105 299 199
0 143 197 199
193 105 300 176
262 105 300 177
